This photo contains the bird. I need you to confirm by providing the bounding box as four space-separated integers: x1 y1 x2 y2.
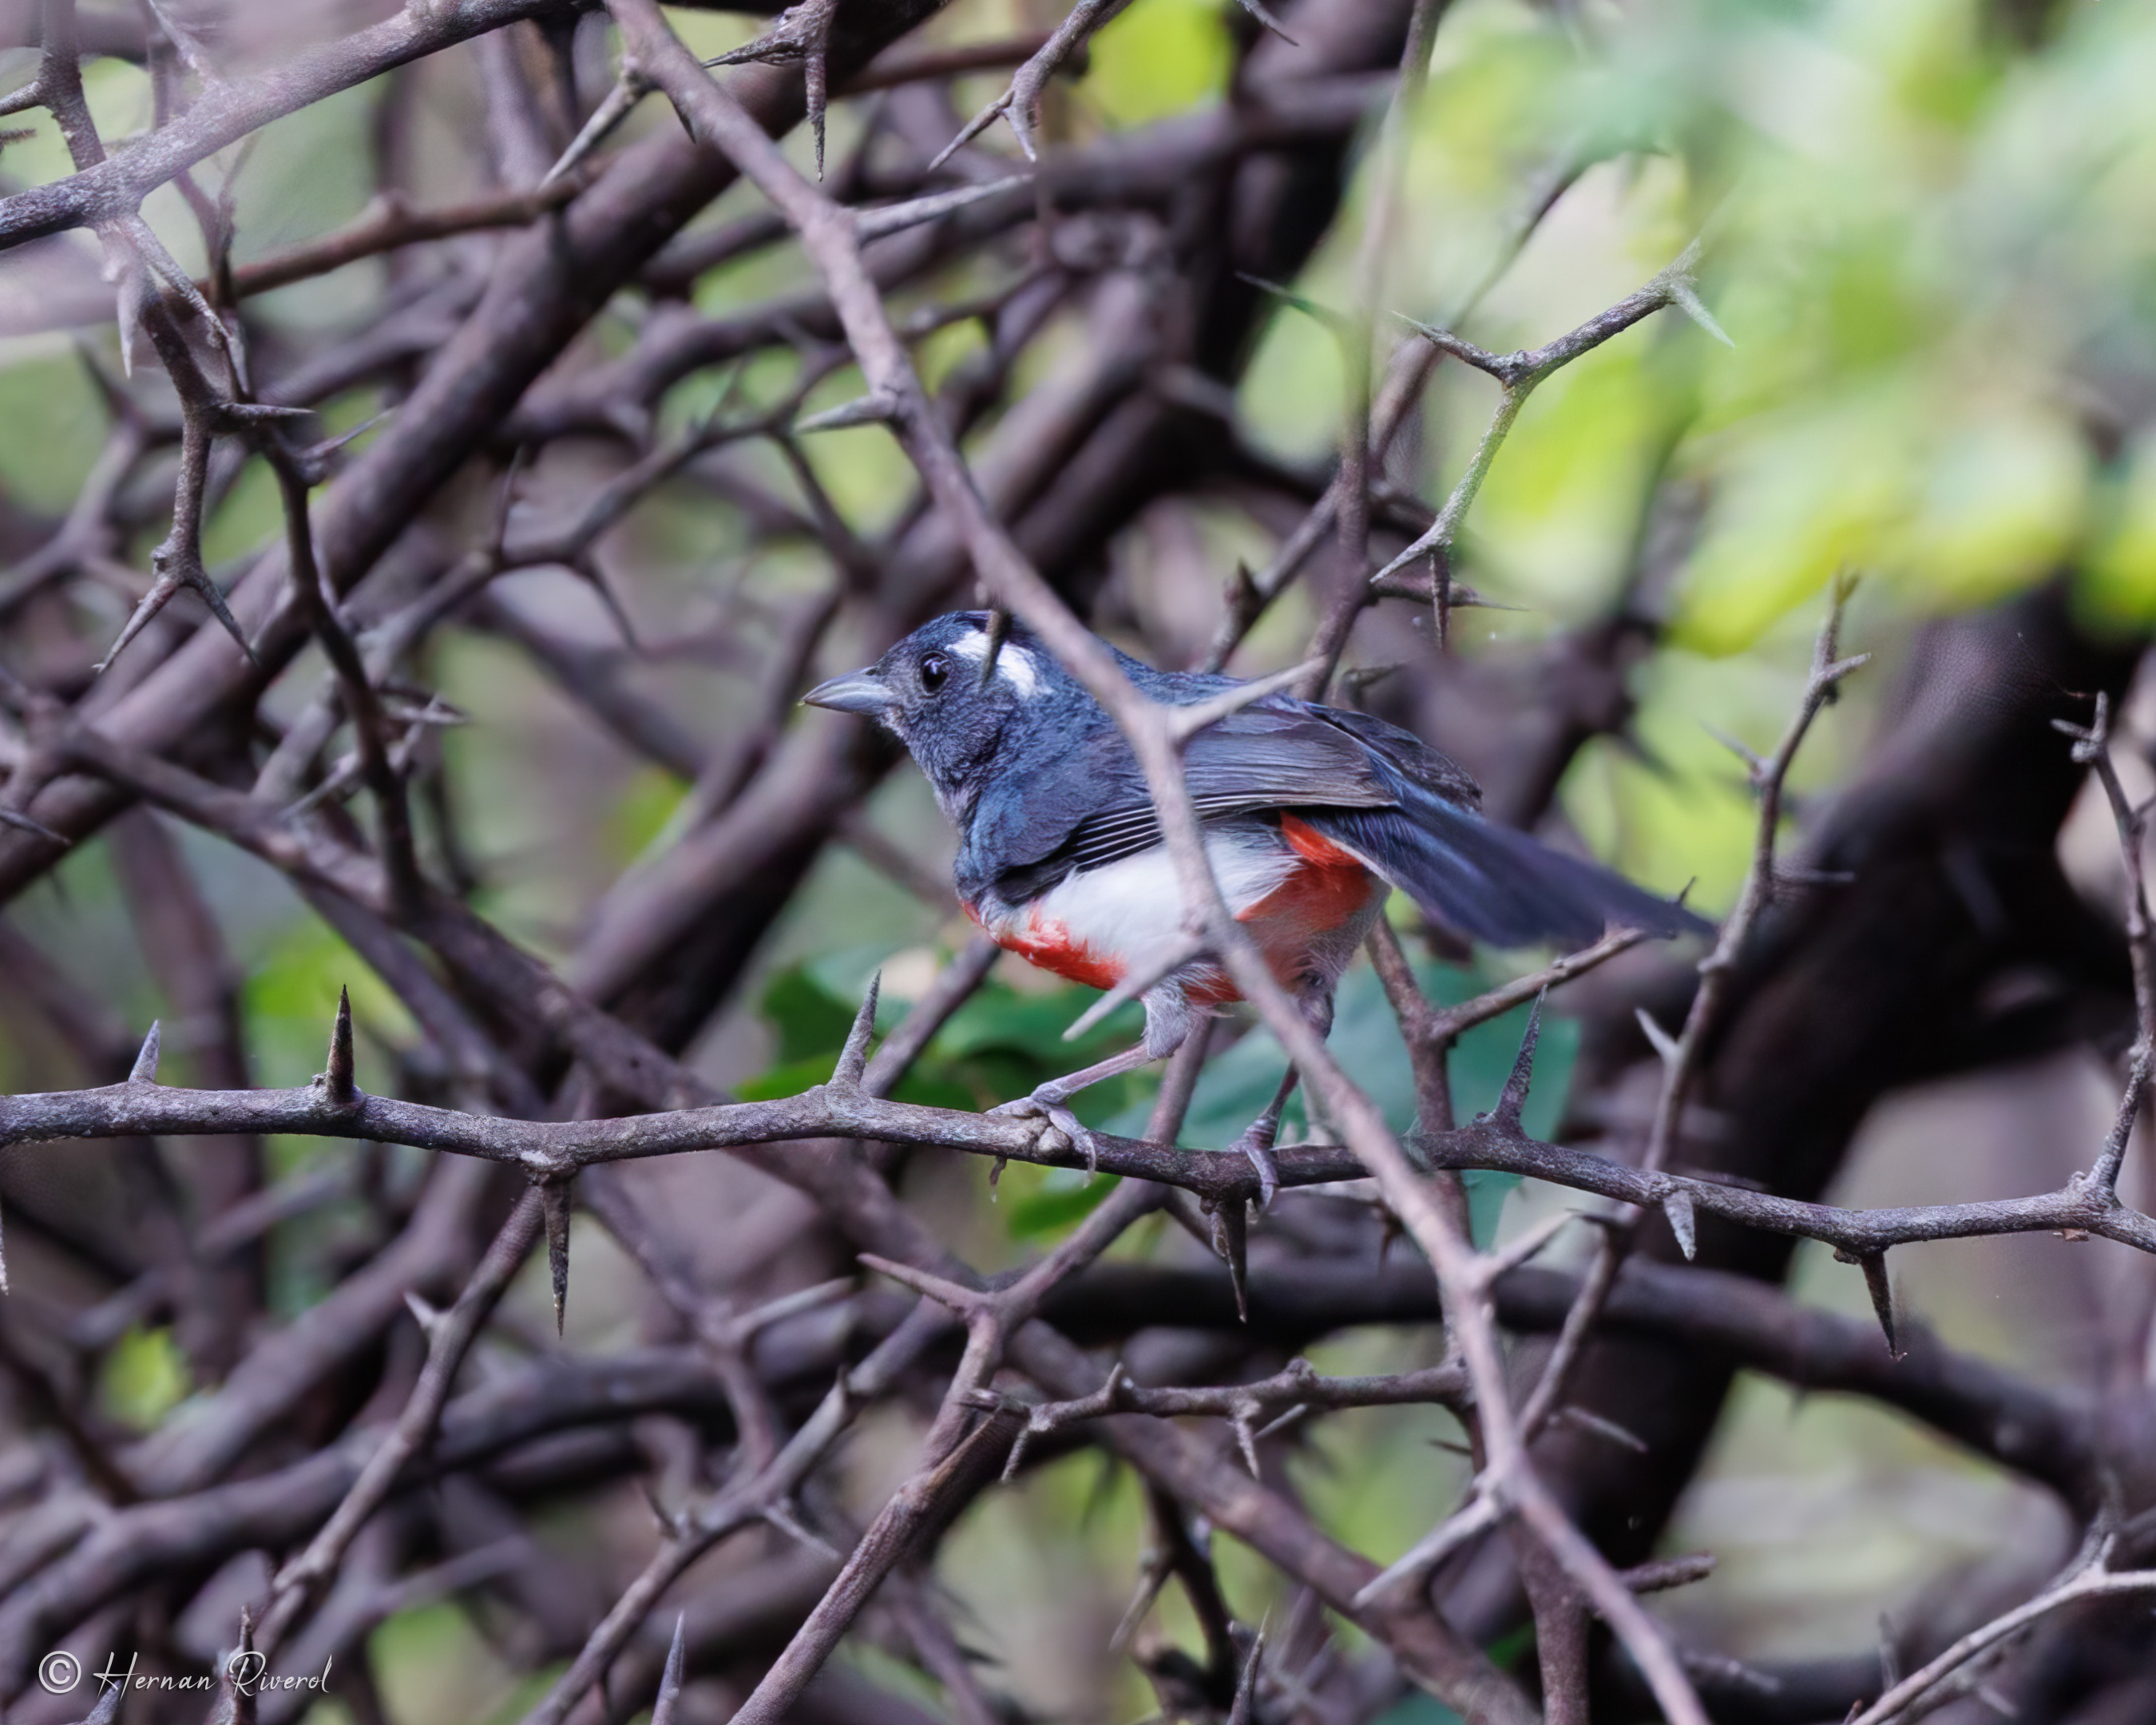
804 611 1706 1200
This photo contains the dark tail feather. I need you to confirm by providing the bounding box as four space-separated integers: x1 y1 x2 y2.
1310 792 1710 948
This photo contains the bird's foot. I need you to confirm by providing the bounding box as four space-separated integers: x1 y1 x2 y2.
990 1089 1100 1175
1226 1116 1281 1209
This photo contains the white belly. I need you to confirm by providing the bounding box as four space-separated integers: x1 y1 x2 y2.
982 830 1296 961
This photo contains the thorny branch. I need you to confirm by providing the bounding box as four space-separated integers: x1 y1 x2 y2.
1512 576 1869 1487
0 0 2149 1720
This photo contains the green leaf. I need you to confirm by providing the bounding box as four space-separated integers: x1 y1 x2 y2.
1007 1173 1120 1241
1079 0 1232 131
1102 955 1575 1247
1481 1622 1537 1672
100 1325 192 1433
934 984 1143 1064
734 1053 844 1103
1371 1694 1465 1725
760 966 861 1065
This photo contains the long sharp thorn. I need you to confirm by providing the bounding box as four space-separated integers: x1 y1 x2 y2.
1231 0 1297 40
1212 1200 1250 1324
82 1672 124 1724
1253 1402 1309 1443
1064 930 1204 1041
115 275 140 378
1555 1404 1650 1453
541 1177 573 1336
1704 723 1766 779
651 1612 688 1725
180 557 258 666
1666 276 1732 347
858 1251 977 1313
795 389 899 433
977 608 1011 690
1227 1628 1266 1725
1005 94 1040 164
856 175 1033 243
927 97 1005 173
1170 657 1327 740
1484 990 1544 1128
640 1477 680 1537
131 1019 163 1085
323 985 355 1105
1001 1422 1034 1483
97 572 180 674
763 1500 843 1560
1483 1208 1576 1279
1635 1005 1680 1065
1858 1251 1900 1359
0 807 68 845
1111 1541 1171 1652
801 5 833 181
1237 271 1346 333
1662 1188 1697 1261
542 71 646 188
854 174 1030 242
403 1288 445 1338
834 970 881 1088
573 557 640 653
1369 531 1433 589
221 1602 259 1725
1349 1496 1496 1608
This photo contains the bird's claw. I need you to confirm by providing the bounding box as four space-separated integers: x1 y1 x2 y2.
991 1092 1100 1175
1227 1120 1281 1209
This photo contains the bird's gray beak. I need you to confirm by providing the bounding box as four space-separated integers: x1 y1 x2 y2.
802 668 896 717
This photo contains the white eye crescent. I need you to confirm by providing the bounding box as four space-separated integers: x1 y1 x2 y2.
950 628 1043 696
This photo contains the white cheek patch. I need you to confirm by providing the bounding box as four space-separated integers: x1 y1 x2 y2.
997 644 1044 696
950 629 1044 697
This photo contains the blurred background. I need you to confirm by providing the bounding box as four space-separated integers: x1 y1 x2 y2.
2 0 2155 1718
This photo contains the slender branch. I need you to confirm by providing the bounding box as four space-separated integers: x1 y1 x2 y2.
2056 691 2156 1194
1369 243 1725 647
513 1299 953 1725
0 0 558 248
1519 580 1866 1444
255 1192 545 1654
1846 1553 2156 1725
220 180 589 299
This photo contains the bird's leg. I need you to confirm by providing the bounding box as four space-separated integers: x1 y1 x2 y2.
1227 1066 1300 1209
1227 985 1337 1208
991 1032 1187 1174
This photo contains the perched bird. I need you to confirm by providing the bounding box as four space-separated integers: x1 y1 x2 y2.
805 612 1705 1198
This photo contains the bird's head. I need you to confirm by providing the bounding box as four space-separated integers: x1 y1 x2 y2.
803 612 1073 817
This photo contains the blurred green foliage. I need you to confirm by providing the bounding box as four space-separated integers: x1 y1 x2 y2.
1243 0 2156 649
1081 0 1235 127
97 1324 192 1432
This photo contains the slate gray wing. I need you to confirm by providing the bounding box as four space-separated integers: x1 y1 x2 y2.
1302 702 1482 808
985 702 1404 894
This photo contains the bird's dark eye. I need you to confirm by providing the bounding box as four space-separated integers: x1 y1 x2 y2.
919 652 951 694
